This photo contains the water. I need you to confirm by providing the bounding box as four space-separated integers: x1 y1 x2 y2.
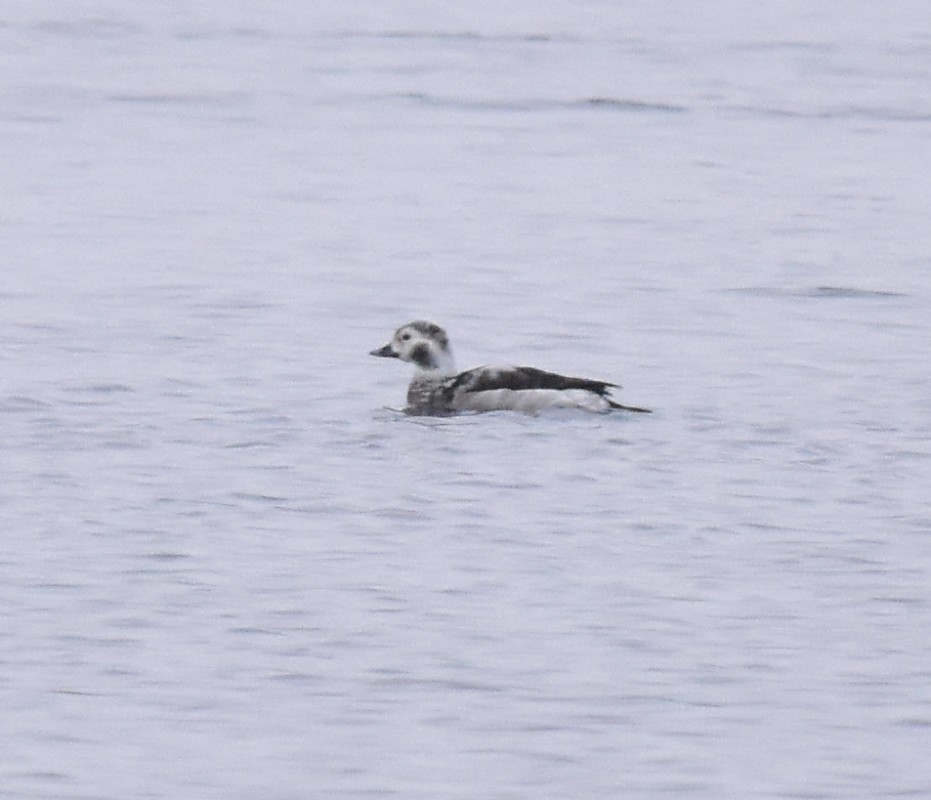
3 3 931 798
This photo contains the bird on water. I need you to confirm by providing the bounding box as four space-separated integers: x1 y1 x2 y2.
370 320 651 416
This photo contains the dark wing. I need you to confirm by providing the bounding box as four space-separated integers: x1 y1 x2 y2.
444 365 612 396
444 366 651 413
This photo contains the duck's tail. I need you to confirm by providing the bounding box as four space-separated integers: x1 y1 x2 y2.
607 399 652 413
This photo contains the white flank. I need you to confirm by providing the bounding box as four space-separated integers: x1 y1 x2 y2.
453 388 611 415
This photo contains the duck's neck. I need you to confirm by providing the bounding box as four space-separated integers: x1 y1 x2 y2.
416 348 456 377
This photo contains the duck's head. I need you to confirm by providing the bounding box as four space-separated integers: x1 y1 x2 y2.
370 320 456 373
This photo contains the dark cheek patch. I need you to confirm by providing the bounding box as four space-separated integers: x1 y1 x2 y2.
411 343 433 368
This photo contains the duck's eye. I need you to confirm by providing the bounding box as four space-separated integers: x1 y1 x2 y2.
401 332 411 341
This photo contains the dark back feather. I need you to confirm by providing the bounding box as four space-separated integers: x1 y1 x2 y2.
451 366 617 396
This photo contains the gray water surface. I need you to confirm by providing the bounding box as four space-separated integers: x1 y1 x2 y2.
3 4 931 799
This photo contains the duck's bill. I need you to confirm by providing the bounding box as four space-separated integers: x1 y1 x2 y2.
370 344 398 358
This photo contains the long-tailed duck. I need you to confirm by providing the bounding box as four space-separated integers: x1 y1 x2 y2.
370 320 651 415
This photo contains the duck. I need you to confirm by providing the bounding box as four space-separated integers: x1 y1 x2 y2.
370 320 651 416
